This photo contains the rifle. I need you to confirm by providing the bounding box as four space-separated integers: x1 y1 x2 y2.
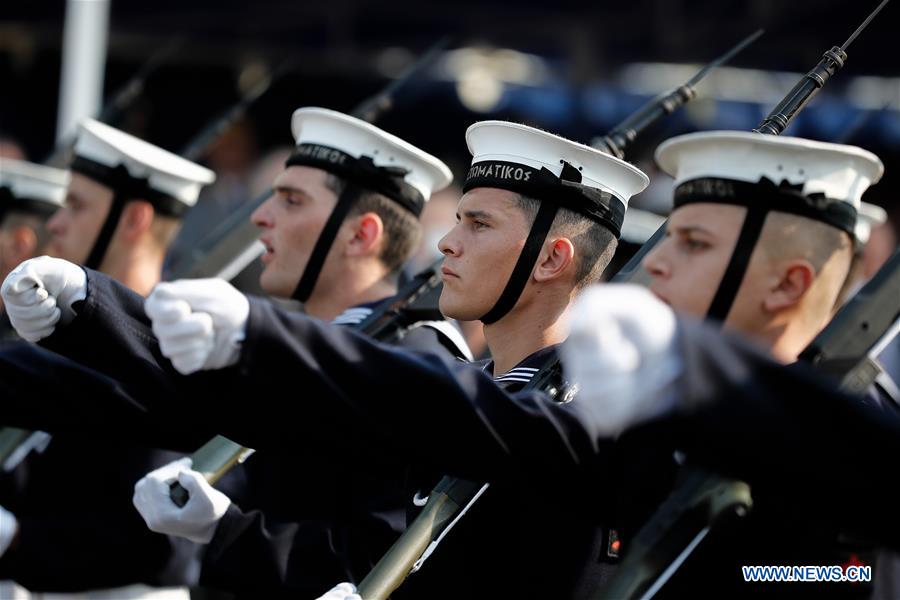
355 32 764 599
799 249 900 394
180 58 297 163
43 36 187 167
592 29 763 159
754 0 890 136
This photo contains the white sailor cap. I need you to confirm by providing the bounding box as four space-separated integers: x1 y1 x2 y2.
463 121 649 238
287 107 452 216
856 201 888 245
71 119 215 215
655 130 884 236
0 158 69 217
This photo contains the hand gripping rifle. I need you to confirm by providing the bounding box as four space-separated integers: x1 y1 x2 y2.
354 31 762 600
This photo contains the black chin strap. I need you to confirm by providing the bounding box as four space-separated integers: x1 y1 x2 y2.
71 156 188 271
291 182 363 303
84 192 130 271
285 151 421 303
705 205 769 323
478 161 585 324
479 201 559 324
673 176 858 324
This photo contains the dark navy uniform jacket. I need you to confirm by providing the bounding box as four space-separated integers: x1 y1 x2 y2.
172 295 900 598
0 350 202 591
0 434 199 592
197 303 467 598
0 289 205 592
159 293 675 599
3 270 660 598
6 270 900 597
1 268 469 598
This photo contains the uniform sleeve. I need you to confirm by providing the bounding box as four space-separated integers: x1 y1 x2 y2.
0 513 180 591
8 269 231 448
200 503 395 597
188 298 900 544
39 269 184 411
0 343 213 452
621 317 900 548
190 297 613 484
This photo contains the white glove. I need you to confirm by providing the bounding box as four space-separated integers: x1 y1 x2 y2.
561 284 682 437
132 457 232 544
0 505 18 558
315 583 362 600
145 278 250 375
0 256 87 342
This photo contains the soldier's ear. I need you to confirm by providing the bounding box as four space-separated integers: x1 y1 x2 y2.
533 237 575 283
763 259 815 312
118 200 155 242
346 211 384 258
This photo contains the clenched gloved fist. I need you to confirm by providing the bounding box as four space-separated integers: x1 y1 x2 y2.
561 284 682 437
133 457 231 544
144 278 249 375
0 256 87 342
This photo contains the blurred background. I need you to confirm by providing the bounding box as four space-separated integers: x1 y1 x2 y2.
1 0 898 295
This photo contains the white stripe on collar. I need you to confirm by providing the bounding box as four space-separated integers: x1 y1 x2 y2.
330 306 375 325
494 376 534 384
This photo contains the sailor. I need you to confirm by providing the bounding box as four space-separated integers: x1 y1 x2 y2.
586 130 889 598
0 119 214 599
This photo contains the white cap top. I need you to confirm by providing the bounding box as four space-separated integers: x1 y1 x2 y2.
73 119 215 206
655 131 884 211
0 158 69 209
856 201 888 245
465 121 649 207
291 107 452 202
